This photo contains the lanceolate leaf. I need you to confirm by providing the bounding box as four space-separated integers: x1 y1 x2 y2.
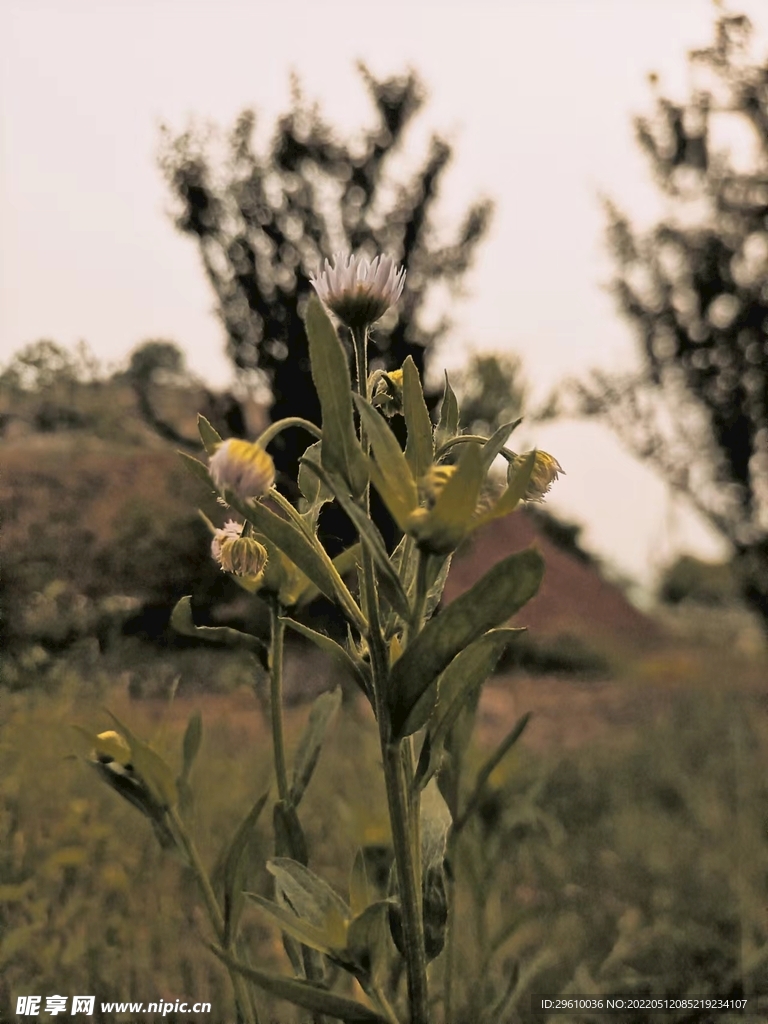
479 420 522 474
181 711 202 782
170 597 268 666
413 442 485 554
217 791 269 945
301 459 411 621
388 547 545 737
294 542 362 608
435 371 459 447
288 686 343 807
411 629 519 780
239 500 339 606
281 621 367 695
197 414 223 455
267 858 350 943
353 396 419 529
305 296 368 497
211 946 388 1023
245 895 337 955
178 451 217 490
457 712 532 832
402 355 434 478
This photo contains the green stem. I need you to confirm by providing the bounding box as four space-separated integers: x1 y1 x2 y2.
256 417 322 449
352 323 429 1022
268 601 289 803
169 808 258 1024
383 738 430 1024
443 840 457 1024
436 433 518 467
352 326 369 402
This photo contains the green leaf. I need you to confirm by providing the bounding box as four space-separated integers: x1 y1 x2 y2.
218 791 269 946
273 800 308 864
245 894 337 955
289 686 343 807
412 442 485 554
353 396 419 529
282 621 367 696
344 900 393 984
424 553 452 620
479 420 522 474
178 451 217 489
420 779 453 871
301 459 411 622
458 712 532 831
104 712 178 810
170 597 268 667
197 414 223 455
297 440 333 510
181 711 202 781
411 629 518 777
349 849 371 919
402 355 433 478
388 547 545 737
211 946 387 1023
294 542 361 609
305 295 368 497
435 371 459 447
238 501 339 607
267 858 350 946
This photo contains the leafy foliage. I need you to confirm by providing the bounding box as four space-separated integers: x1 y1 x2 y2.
157 66 493 481
552 11 768 633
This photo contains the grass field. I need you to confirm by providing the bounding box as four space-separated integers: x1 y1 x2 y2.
2 632 767 1024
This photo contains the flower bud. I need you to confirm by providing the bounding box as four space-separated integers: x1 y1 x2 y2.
371 367 405 417
210 519 242 564
92 730 132 769
218 536 268 582
208 439 275 501
513 450 564 501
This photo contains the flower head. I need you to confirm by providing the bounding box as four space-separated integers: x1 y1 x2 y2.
514 451 564 502
208 439 275 501
310 252 406 330
219 537 269 582
211 519 242 564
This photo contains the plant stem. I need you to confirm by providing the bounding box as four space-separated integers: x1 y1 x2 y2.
169 808 258 1024
352 322 429 1023
268 601 289 803
256 416 322 449
352 326 369 402
383 738 430 1024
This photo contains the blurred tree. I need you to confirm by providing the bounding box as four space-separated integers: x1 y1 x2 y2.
659 553 740 606
551 11 768 634
453 351 527 437
157 65 493 484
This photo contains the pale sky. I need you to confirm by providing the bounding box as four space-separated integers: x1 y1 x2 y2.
3 0 767 596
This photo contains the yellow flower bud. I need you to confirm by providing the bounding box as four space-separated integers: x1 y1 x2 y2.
208 439 275 501
371 367 405 417
218 536 269 582
514 450 564 502
92 730 132 769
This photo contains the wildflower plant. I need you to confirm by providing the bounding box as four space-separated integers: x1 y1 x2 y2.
79 254 561 1024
